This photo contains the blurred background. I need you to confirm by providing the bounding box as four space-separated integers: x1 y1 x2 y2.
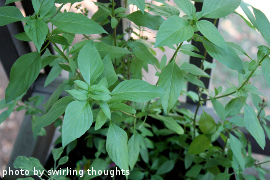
1 0 270 177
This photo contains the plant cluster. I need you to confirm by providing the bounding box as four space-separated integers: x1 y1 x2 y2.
1 0 270 179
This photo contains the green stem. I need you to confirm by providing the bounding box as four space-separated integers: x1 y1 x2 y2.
169 42 183 63
193 91 201 139
202 55 268 101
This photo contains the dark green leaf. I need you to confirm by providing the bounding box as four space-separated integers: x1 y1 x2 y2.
128 133 140 170
32 0 55 18
44 64 62 87
13 156 44 176
188 135 210 155
44 83 65 112
14 32 31 42
225 97 246 117
211 98 225 121
110 103 136 114
155 16 193 47
127 11 164 30
156 160 174 175
52 147 63 161
50 35 70 46
186 164 202 177
0 6 24 26
51 12 106 34
199 111 216 134
180 62 210 77
5 0 21 5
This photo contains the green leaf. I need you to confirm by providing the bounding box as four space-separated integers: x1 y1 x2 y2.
174 0 195 16
99 100 111 119
51 12 106 34
89 85 111 101
52 147 63 161
66 89 88 101
127 11 164 30
202 39 245 74
13 156 44 176
58 156 69 166
5 52 41 103
95 110 107 130
182 71 205 88
230 116 245 127
14 32 31 42
180 50 205 59
74 80 88 91
151 115 184 135
33 96 73 137
81 158 108 179
97 55 117 87
44 83 65 112
229 134 245 170
240 2 258 29
55 0 83 3
24 19 48 52
201 0 241 19
186 164 202 178
94 41 131 59
44 64 62 87
180 62 210 77
199 111 216 134
128 41 160 68
149 4 180 18
50 35 70 46
158 62 185 114
5 0 21 5
185 154 195 169
62 101 93 147
188 134 210 155
156 160 174 175
111 79 164 102
111 17 118 28
129 0 145 13
225 97 246 117
0 6 24 26
253 8 270 47
106 123 129 171
155 16 194 47
110 103 136 114
32 0 55 18
262 55 270 89
244 105 265 149
197 20 227 49
78 42 104 85
211 98 226 121
128 133 140 170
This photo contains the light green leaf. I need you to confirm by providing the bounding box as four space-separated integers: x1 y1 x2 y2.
66 89 88 101
24 19 48 52
32 0 55 18
44 83 65 112
78 42 104 85
180 62 210 77
151 115 184 135
74 80 88 91
156 160 174 175
51 12 106 34
188 134 210 155
110 103 136 114
230 116 245 127
180 50 205 59
14 32 31 42
229 134 245 170
5 52 41 103
94 42 131 59
99 100 111 119
182 71 205 88
240 2 258 29
174 0 195 16
228 42 248 56
262 55 270 89
95 110 107 130
111 17 118 28
97 55 117 87
211 98 225 121
129 0 145 13
244 105 265 149
201 0 241 19
13 156 44 176
199 111 216 134
197 20 227 49
158 62 185 114
33 96 73 137
253 8 270 47
44 64 62 87
111 79 164 102
55 0 83 3
62 101 93 147
128 41 160 68
50 35 70 46
89 85 111 101
52 147 63 161
127 11 164 30
202 39 245 74
128 133 140 170
0 6 24 26
149 4 180 18
106 123 129 171
225 97 246 117
155 16 194 47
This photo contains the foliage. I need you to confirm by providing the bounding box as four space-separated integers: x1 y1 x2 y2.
1 0 270 179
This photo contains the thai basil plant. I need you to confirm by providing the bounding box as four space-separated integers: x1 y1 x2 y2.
1 0 270 179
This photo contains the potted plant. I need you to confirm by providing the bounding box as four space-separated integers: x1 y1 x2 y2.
1 0 270 179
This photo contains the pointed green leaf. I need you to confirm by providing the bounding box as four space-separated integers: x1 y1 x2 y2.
51 12 106 34
106 123 129 171
13 156 44 176
62 101 93 147
128 133 140 170
44 64 62 87
199 111 217 134
225 97 246 117
180 62 210 77
262 55 270 89
244 105 265 149
52 147 63 161
94 41 131 59
149 4 180 18
188 135 210 155
112 79 164 102
156 160 174 175
5 52 41 103
127 11 164 30
78 42 104 85
66 89 88 101
211 98 226 121
89 85 111 101
0 6 24 26
151 115 184 135
110 103 136 114
229 134 245 170
95 110 107 130
129 0 145 13
24 19 48 52
99 100 111 119
201 0 241 19
240 2 258 29
32 0 55 18
158 62 185 114
174 0 195 16
155 16 194 47
253 8 270 47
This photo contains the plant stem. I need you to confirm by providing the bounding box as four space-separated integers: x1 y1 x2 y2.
256 160 270 166
193 91 201 139
202 55 268 101
169 42 183 63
